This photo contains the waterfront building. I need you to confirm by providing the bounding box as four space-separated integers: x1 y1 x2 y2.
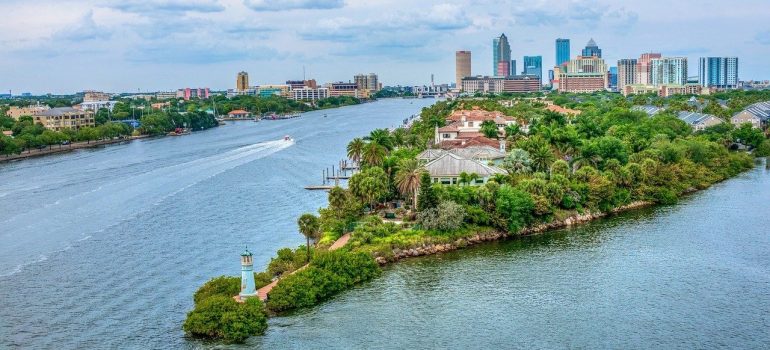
637 53 662 85
698 57 738 89
6 105 50 119
493 34 511 76
581 38 602 58
557 55 608 93
327 82 367 98
227 109 251 119
460 75 541 94
455 51 472 89
32 107 95 131
617 58 638 92
650 57 688 86
677 111 723 131
523 56 543 81
82 90 111 102
176 88 210 100
236 71 249 92
291 87 330 101
353 73 380 92
608 66 618 91
732 101 770 129
424 153 506 185
238 248 257 300
556 38 570 66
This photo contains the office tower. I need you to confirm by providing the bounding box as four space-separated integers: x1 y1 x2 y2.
354 73 380 91
523 56 543 80
556 38 570 66
236 71 249 91
456 51 472 88
493 33 511 76
617 58 638 92
699 57 739 89
581 38 602 58
609 66 618 91
558 55 609 93
650 57 688 86
636 53 662 85
510 60 517 77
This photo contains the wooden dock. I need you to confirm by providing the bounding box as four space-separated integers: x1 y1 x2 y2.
304 185 335 190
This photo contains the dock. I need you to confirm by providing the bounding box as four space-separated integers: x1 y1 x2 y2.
304 185 335 190
304 159 358 191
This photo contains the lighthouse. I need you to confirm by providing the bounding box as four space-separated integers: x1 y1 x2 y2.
239 247 257 299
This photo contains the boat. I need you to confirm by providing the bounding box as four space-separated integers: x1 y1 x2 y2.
283 135 293 141
323 114 327 118
168 127 191 136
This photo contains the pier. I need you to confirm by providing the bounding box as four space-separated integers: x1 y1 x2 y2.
304 159 358 191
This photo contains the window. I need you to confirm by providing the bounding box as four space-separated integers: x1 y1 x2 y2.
443 133 450 138
440 178 451 185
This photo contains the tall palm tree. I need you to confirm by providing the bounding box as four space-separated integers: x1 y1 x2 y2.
369 129 393 150
503 148 533 176
395 159 424 205
346 138 365 165
297 213 320 262
361 142 386 167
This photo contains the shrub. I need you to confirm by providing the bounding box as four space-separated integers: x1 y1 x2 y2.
495 185 535 233
183 296 268 344
193 276 240 305
417 200 465 231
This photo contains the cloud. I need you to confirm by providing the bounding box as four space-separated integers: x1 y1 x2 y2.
243 0 344 12
756 30 770 45
52 10 112 41
423 4 472 30
567 1 604 22
129 42 282 64
513 9 562 26
110 0 225 14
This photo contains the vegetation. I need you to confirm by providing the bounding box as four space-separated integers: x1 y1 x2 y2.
186 90 769 343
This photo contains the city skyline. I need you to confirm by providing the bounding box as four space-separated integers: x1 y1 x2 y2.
2 0 770 94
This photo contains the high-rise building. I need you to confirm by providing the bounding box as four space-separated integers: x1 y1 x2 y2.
636 53 662 85
493 33 511 76
699 57 739 89
581 38 602 58
556 38 570 66
608 67 618 91
236 71 249 91
455 51 472 89
617 59 638 92
523 56 543 81
650 57 688 86
510 60 517 78
354 73 380 91
558 55 609 93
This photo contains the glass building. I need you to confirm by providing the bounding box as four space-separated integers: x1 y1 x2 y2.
523 56 543 80
493 34 511 76
581 38 602 58
556 38 570 66
699 57 738 89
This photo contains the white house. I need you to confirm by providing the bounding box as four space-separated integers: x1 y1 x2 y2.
424 153 506 185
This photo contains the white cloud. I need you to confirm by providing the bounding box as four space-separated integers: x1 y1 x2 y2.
243 0 344 11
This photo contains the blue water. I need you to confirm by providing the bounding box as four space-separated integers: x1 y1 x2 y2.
0 98 435 349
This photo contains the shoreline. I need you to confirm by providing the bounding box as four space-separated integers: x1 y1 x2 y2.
0 136 149 163
373 200 654 265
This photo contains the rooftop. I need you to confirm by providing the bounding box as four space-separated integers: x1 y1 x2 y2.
424 153 506 177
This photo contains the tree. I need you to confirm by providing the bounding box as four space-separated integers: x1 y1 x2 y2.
495 185 535 233
416 172 438 211
361 142 386 167
183 296 268 344
348 166 389 209
503 148 533 176
297 214 320 262
417 200 465 231
504 124 521 139
346 138 365 164
480 120 499 139
369 128 393 150
394 158 424 206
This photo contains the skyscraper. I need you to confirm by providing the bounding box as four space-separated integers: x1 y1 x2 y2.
581 38 602 58
493 33 511 76
236 71 249 91
609 66 618 91
699 57 739 89
455 51 472 88
617 58 638 92
636 53 661 85
510 60 517 78
523 56 543 80
556 38 570 66
650 57 688 86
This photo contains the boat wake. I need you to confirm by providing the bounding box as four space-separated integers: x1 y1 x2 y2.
0 140 293 277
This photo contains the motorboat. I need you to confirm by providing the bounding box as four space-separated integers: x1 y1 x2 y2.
283 135 293 141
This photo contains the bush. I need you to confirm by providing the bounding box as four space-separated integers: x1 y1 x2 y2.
183 296 268 344
417 201 465 231
193 276 240 305
496 185 535 233
266 250 380 313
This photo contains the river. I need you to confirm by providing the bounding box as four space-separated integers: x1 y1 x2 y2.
1 98 768 349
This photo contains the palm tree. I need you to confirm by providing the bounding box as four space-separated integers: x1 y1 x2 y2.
394 158 424 206
369 128 393 150
297 213 320 262
361 142 386 167
529 143 556 173
347 138 365 165
503 148 533 175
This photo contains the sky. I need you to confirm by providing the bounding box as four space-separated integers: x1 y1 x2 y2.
1 0 769 94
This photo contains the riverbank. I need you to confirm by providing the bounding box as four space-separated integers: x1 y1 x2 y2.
0 136 149 163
